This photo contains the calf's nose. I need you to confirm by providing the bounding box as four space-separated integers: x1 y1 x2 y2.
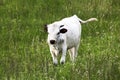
50 40 56 44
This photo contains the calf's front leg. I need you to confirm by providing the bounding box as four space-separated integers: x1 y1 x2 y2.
50 47 59 65
60 45 67 64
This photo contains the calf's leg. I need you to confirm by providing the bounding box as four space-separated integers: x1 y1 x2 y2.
60 45 67 64
69 46 79 62
50 48 58 65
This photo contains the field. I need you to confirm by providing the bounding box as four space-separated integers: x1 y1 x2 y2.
0 0 120 80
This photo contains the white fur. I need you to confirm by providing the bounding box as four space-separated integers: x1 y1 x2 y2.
46 15 97 65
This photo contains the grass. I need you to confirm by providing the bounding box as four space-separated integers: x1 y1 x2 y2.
0 0 120 80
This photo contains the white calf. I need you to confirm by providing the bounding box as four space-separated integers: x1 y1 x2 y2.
45 15 97 65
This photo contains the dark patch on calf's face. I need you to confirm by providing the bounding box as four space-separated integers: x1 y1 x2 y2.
60 25 64 28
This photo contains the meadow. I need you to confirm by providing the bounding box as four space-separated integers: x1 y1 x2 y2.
0 0 120 80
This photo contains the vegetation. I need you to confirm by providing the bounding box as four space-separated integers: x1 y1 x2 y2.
0 0 120 80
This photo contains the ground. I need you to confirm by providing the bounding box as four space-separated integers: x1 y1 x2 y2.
0 0 120 80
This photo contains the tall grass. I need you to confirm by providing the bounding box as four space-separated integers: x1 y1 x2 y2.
0 0 120 80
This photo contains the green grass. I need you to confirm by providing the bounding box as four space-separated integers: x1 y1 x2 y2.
0 0 120 80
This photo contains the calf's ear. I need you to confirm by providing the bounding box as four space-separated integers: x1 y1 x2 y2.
60 28 67 33
44 24 48 32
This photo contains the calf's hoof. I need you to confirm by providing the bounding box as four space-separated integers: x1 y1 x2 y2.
53 63 58 66
60 57 65 64
60 59 65 64
60 61 65 64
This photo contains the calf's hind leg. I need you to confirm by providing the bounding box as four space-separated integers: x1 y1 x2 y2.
69 46 79 62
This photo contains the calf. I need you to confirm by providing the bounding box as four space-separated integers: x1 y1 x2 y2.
45 15 97 65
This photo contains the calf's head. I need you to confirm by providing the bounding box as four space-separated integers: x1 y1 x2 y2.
45 24 67 45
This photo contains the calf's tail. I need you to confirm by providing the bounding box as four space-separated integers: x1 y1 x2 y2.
79 17 98 24
73 15 98 24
